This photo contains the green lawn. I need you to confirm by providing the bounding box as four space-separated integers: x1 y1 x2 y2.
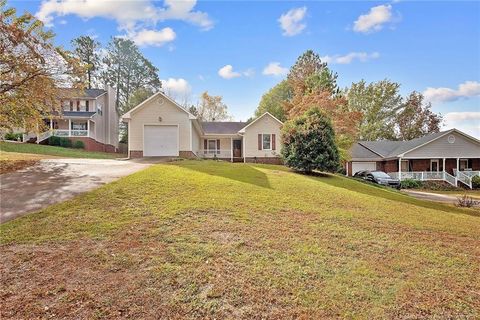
1 161 479 318
0 141 122 159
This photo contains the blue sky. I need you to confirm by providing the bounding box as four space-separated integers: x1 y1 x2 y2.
9 0 480 137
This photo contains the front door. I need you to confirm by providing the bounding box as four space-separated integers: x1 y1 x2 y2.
233 139 242 158
431 159 439 172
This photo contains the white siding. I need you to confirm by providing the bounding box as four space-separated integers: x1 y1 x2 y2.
243 114 282 158
404 132 480 158
129 97 191 152
192 123 201 154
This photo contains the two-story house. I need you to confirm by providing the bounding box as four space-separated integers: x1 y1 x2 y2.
31 87 119 152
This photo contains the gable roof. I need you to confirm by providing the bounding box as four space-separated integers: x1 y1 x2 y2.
58 88 106 99
238 112 283 133
201 122 246 134
350 129 480 160
121 91 196 120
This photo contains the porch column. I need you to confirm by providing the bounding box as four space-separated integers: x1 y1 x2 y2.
50 119 53 131
398 157 402 181
68 119 71 137
230 137 233 162
87 120 90 137
456 158 460 173
443 158 446 173
243 136 246 163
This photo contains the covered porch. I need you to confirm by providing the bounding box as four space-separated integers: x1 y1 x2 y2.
32 118 95 143
388 158 480 188
196 135 243 162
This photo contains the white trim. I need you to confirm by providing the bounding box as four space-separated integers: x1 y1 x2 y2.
207 139 218 154
230 137 233 162
261 133 272 150
238 112 283 133
189 121 193 152
459 158 469 170
121 91 196 120
430 159 440 172
142 124 179 157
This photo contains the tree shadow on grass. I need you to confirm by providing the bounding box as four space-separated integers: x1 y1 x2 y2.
171 160 272 189
303 172 478 216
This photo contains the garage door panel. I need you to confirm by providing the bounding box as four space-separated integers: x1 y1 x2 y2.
352 162 376 175
144 125 179 157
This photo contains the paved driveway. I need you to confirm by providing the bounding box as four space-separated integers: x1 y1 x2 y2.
0 159 151 223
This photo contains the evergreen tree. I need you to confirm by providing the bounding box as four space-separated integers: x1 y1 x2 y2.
71 35 100 88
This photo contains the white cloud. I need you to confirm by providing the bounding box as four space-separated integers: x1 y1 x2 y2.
218 65 241 79
35 0 213 30
321 52 380 64
243 68 255 77
353 4 392 33
129 28 176 47
444 112 480 138
161 78 191 97
278 7 307 36
262 62 288 76
423 81 480 103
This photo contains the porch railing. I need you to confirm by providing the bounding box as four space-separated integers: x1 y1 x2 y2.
53 129 88 137
388 171 471 188
457 171 472 189
197 149 233 159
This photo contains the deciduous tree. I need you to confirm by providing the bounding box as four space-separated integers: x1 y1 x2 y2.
196 91 232 121
0 2 85 132
255 80 291 122
396 91 442 140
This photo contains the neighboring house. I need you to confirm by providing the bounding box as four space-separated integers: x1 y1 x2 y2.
121 91 283 164
27 87 119 152
346 129 480 188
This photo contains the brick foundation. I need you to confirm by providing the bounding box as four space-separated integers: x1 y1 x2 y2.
179 151 196 159
129 150 144 158
48 137 118 153
245 157 283 165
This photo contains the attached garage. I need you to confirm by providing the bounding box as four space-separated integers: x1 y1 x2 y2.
143 125 179 157
352 161 376 175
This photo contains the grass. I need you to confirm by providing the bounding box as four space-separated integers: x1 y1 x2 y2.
1 160 479 318
0 151 58 174
0 141 122 159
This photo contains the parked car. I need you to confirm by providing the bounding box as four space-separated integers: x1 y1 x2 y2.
354 170 401 189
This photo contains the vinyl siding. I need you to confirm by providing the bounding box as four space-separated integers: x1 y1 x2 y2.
404 132 480 158
243 114 282 158
128 97 191 152
192 123 200 154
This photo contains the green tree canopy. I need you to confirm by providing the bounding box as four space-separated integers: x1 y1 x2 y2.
346 79 402 141
255 80 291 121
71 35 100 89
281 108 340 174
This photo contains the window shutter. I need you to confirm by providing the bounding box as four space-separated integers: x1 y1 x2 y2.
272 134 276 150
216 139 221 154
258 134 262 150
204 139 207 154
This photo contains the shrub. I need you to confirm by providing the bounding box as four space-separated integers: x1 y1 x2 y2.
421 180 461 191
400 179 423 189
281 108 339 174
456 194 478 208
59 137 72 148
4 132 23 141
48 136 61 146
472 176 480 189
73 140 85 149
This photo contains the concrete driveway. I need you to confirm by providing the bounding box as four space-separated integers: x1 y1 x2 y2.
0 158 151 223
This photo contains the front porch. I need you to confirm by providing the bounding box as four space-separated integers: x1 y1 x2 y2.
387 158 480 189
30 118 95 143
196 136 243 162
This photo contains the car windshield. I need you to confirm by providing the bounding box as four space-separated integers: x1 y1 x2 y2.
371 171 391 179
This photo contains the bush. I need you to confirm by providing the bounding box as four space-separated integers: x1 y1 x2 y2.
421 180 460 191
472 176 480 189
400 179 423 189
281 108 339 174
59 137 72 148
48 136 61 146
4 132 23 141
73 140 85 149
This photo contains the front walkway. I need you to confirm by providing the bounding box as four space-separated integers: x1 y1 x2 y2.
0 159 151 223
403 190 480 207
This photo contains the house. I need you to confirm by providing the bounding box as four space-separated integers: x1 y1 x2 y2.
121 91 283 164
27 87 119 152
346 129 480 188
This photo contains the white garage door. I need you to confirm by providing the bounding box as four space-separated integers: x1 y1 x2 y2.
144 125 179 157
352 162 376 175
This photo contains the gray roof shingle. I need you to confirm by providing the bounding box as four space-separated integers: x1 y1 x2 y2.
63 111 97 118
58 88 106 99
201 122 246 134
351 130 450 159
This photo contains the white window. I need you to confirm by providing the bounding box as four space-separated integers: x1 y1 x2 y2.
208 139 217 154
62 100 71 111
460 159 469 171
71 121 87 130
262 134 271 150
79 100 87 112
97 103 103 115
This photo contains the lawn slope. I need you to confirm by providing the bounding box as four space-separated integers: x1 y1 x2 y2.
1 161 479 319
0 141 121 159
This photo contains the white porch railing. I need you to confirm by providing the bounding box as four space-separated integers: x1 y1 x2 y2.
457 171 472 189
389 171 473 188
53 129 88 137
462 171 480 178
197 149 233 159
36 130 53 143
